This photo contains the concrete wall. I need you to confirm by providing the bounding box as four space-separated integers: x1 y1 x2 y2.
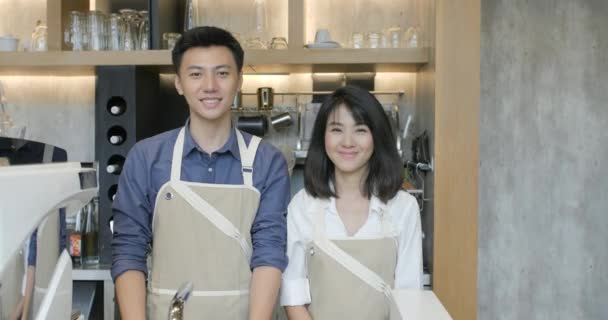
479 1 608 319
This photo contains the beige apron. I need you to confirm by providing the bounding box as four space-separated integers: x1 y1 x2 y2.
307 203 404 320
147 128 261 320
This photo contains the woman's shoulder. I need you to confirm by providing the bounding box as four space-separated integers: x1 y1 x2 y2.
386 190 420 221
289 189 328 217
290 189 320 210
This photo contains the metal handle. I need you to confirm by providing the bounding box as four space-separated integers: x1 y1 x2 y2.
168 282 193 320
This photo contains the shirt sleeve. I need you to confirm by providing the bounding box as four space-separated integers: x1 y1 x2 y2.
394 192 424 289
280 191 312 306
111 144 153 281
249 144 290 272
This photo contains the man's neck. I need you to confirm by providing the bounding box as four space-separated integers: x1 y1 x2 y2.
188 115 232 154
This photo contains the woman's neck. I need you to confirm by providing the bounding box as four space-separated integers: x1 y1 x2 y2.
334 170 366 199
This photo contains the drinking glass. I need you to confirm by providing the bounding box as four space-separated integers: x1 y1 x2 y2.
368 32 380 48
163 32 181 50
138 10 150 50
65 11 86 51
119 9 138 51
87 10 106 51
31 24 48 51
351 32 364 48
107 13 123 51
388 25 401 48
270 37 287 49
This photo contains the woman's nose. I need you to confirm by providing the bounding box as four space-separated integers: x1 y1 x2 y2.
341 132 355 147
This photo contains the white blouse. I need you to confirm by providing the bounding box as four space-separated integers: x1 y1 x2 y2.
280 189 423 306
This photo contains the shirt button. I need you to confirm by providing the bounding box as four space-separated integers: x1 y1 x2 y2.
208 167 213 172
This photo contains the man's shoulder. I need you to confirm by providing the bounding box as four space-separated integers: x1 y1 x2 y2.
129 128 181 158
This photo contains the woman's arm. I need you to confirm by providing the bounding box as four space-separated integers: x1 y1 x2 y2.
394 192 424 289
285 305 313 320
281 191 315 317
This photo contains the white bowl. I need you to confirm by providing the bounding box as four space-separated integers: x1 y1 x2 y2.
0 37 19 52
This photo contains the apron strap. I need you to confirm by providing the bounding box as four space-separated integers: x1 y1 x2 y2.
170 181 252 262
235 130 261 187
170 127 186 181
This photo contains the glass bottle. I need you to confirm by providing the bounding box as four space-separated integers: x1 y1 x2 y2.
69 207 84 267
83 197 100 266
184 0 199 32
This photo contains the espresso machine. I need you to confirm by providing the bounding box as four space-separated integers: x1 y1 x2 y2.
0 137 98 319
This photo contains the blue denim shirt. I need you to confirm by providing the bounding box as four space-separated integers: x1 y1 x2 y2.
111 125 290 281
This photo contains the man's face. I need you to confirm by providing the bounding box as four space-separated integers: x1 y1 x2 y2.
175 46 243 124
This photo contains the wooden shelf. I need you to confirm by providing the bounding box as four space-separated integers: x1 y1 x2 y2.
0 47 428 75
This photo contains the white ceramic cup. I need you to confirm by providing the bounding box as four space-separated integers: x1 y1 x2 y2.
0 36 19 51
314 29 331 43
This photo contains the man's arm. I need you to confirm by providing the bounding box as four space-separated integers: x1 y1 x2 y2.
248 143 291 320
111 144 153 319
115 270 147 320
249 266 282 320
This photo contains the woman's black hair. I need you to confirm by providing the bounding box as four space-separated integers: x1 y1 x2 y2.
172 26 244 73
304 85 403 203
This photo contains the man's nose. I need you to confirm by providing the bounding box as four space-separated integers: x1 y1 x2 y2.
202 74 218 92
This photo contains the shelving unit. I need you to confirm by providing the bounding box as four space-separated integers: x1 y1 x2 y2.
1 0 481 319
0 47 428 74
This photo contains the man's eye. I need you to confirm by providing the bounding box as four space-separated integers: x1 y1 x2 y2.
218 71 229 77
190 72 201 77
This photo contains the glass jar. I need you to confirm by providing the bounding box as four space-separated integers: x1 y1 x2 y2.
31 23 48 52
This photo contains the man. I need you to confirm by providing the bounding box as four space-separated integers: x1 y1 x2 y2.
111 26 289 319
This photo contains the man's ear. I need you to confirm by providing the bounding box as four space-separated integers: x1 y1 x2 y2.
174 75 184 95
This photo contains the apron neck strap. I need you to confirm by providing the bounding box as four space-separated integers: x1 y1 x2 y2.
235 130 261 187
170 127 186 181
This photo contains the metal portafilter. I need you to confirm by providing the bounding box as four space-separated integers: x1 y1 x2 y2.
168 281 193 320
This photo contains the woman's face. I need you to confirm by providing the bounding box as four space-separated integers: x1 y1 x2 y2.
324 104 374 180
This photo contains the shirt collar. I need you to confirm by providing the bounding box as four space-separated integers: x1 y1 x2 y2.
182 118 240 160
325 192 388 217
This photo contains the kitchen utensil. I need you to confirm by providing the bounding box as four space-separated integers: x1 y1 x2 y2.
270 112 293 130
257 87 274 110
237 115 268 137
232 90 243 110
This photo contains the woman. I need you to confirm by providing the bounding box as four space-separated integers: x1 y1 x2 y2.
281 85 422 320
